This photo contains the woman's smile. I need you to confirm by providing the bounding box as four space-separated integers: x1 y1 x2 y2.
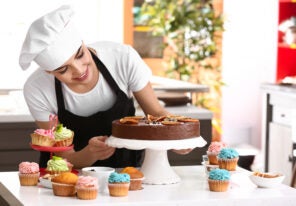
73 67 89 81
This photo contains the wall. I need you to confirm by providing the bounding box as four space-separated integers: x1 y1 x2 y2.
221 0 278 149
0 0 123 90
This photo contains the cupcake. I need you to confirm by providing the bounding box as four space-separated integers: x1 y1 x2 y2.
51 172 78 196
30 128 55 147
18 161 40 186
54 124 74 147
108 172 130 197
218 148 239 171
76 176 98 200
46 156 71 174
208 168 230 192
120 167 144 190
207 141 227 165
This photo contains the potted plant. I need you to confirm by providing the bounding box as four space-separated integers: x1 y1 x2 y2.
138 0 224 140
139 0 224 80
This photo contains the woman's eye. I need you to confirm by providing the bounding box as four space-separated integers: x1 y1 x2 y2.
76 51 84 59
59 67 68 74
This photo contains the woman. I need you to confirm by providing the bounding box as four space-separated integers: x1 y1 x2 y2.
19 5 191 169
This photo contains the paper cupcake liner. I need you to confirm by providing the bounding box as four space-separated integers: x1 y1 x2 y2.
218 157 239 171
19 172 40 186
108 183 130 197
54 134 74 147
207 151 219 165
208 179 229 192
76 187 98 200
31 133 55 147
52 182 76 196
130 178 144 190
45 169 70 175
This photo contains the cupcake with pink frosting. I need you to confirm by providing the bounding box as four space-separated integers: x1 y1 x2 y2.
75 176 98 200
30 114 58 147
207 141 227 165
18 161 40 186
30 128 55 147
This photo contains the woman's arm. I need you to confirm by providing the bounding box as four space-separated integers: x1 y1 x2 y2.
133 82 169 116
133 83 192 155
35 121 115 168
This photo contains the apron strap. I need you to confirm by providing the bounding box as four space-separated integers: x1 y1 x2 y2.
89 50 122 95
55 78 65 113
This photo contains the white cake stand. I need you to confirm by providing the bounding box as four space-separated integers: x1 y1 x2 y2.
106 136 207 185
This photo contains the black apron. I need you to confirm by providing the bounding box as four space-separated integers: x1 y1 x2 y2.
39 50 144 168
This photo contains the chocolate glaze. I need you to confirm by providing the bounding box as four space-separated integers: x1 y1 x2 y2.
112 120 200 140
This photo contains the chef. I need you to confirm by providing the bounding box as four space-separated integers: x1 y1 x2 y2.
19 5 192 169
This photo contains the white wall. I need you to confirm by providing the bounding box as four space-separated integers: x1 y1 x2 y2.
221 0 278 149
0 0 123 89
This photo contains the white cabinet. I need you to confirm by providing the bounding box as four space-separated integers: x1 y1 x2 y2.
269 122 292 185
261 83 296 186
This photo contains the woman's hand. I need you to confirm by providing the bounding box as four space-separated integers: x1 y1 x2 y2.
171 148 193 155
87 136 115 160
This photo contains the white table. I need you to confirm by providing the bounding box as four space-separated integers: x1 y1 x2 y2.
1 166 296 206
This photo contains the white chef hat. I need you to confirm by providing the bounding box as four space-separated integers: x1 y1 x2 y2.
19 5 82 71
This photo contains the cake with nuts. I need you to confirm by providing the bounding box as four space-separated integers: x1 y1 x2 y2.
112 114 200 140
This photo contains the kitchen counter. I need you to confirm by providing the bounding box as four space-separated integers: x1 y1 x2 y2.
261 83 296 97
0 105 213 171
260 83 296 184
1 166 296 206
0 105 213 123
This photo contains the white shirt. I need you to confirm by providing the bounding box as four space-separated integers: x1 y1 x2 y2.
23 41 152 121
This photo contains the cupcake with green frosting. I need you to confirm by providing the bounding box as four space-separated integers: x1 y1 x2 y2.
54 124 74 147
108 172 130 197
46 156 71 174
208 168 230 192
217 148 239 171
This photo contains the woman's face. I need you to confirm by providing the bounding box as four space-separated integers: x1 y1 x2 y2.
49 43 98 91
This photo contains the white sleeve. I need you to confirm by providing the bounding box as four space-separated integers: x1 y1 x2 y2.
23 73 57 122
125 45 152 92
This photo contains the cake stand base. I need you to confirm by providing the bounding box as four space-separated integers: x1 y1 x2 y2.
141 149 180 185
106 136 207 185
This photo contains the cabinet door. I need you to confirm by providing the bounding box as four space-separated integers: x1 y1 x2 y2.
269 122 292 185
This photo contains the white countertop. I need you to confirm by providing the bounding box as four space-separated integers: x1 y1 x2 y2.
1 166 296 206
0 105 213 123
0 77 210 123
261 83 296 98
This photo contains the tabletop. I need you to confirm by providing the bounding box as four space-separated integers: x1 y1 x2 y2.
1 166 296 206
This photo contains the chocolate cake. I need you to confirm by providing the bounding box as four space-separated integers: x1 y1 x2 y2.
111 115 200 140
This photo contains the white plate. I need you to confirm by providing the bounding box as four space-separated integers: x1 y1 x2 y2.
249 173 285 188
39 177 52 189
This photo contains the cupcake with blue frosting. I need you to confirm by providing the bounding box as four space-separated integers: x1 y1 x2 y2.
218 148 239 171
108 172 130 197
208 168 230 192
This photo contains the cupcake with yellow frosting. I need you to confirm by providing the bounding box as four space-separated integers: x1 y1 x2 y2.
120 167 144 190
51 172 78 196
46 156 71 175
54 124 74 147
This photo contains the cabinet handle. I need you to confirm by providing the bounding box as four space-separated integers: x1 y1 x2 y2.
281 114 285 118
289 155 294 163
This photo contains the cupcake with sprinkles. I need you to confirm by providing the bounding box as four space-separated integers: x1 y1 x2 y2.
208 168 230 192
207 141 227 165
54 123 74 147
217 148 239 171
76 176 98 200
108 172 130 197
18 161 40 186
